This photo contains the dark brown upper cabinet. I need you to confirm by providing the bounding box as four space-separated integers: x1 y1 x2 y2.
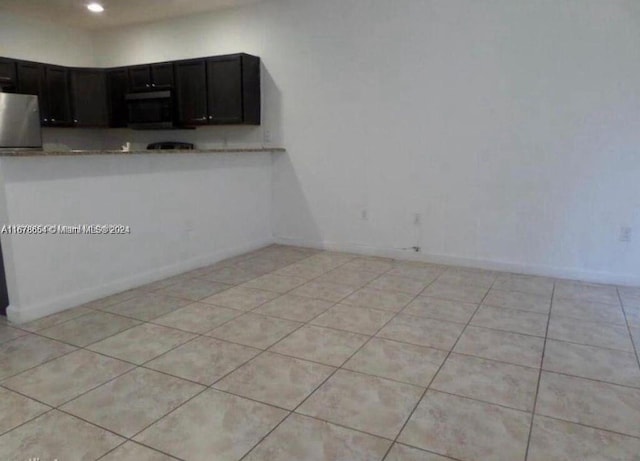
17 62 74 127
175 59 209 126
2 53 260 129
0 58 17 92
107 68 129 128
128 65 151 90
71 69 108 127
151 63 174 87
206 56 242 124
17 61 47 124
129 63 174 90
174 54 260 127
207 54 260 125
44 66 73 127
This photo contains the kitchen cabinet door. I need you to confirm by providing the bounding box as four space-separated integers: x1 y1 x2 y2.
206 54 260 125
71 69 108 127
206 56 243 124
129 65 152 91
151 63 174 87
0 58 17 92
129 64 173 90
240 54 261 125
17 61 48 124
174 59 208 126
107 68 129 127
44 66 73 127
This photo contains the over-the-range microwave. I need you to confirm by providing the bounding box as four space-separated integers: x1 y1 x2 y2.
125 87 175 130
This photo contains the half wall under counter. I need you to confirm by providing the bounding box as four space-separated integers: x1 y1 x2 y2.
0 147 283 323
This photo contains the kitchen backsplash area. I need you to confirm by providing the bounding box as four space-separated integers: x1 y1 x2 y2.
42 125 266 151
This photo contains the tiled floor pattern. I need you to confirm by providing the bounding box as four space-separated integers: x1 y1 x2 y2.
1 245 640 460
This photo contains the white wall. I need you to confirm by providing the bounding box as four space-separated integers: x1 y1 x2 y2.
0 153 273 323
0 10 95 66
92 0 640 284
3 0 640 286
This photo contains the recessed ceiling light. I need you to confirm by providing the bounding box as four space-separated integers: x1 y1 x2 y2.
87 3 104 13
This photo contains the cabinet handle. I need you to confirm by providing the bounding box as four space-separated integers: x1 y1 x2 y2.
152 83 156 87
208 115 213 120
193 117 207 121
74 119 78 123
51 118 56 122
44 118 49 122
145 84 150 88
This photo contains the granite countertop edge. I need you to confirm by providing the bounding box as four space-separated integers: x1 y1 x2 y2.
0 147 286 157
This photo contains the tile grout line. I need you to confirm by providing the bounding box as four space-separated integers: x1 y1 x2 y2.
519 412 640 441
2 343 204 461
0 248 325 460
522 280 555 461
616 287 640 369
379 272 499 461
188 387 403 443
55 403 186 461
520 368 640 392
101 255 350 417
108 251 364 460
198 354 640 442
0 345 80 384
2 250 326 379
264 324 640 392
2 260 637 459
461 319 634 354
0 259 517 446
0 309 164 383
0 399 55 438
3 247 637 459
8 345 640 451
395 405 640 461
95 441 182 461
0 264 616 349
237 260 435 460
75 248 327 461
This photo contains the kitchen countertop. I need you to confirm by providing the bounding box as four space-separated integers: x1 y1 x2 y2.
0 147 285 157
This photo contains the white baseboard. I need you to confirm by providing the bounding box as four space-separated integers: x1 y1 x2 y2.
274 236 640 287
7 237 275 324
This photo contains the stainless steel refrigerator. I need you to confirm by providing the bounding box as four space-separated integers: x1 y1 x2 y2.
0 92 42 315
0 92 42 149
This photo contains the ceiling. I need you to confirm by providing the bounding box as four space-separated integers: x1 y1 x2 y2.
0 0 263 30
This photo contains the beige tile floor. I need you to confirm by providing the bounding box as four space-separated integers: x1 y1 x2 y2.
1 245 640 460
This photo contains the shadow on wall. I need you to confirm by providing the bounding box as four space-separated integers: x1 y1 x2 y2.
261 62 283 147
261 62 323 247
271 152 323 248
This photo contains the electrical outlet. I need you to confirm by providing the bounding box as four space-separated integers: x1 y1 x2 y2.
263 129 272 143
619 226 632 243
361 209 369 221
